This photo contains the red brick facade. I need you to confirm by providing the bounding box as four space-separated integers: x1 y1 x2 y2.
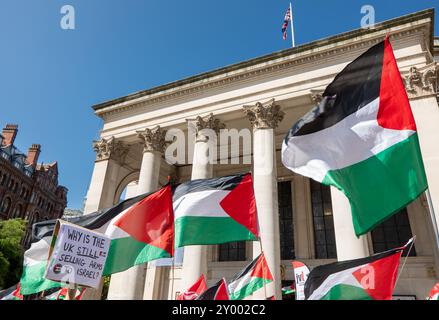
0 124 67 247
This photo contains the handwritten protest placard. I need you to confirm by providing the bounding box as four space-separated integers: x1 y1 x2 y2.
45 220 110 289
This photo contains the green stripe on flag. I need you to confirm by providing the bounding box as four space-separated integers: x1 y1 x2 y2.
175 216 257 247
323 133 427 236
20 262 61 295
230 278 271 300
320 284 372 300
103 237 170 275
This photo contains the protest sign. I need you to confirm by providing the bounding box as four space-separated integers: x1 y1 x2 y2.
45 220 110 289
292 261 310 300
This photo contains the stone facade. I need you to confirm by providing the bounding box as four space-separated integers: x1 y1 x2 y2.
84 10 439 300
0 124 68 247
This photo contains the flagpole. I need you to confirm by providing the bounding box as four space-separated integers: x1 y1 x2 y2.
425 189 439 252
170 258 175 300
394 236 416 288
258 240 268 299
289 2 295 47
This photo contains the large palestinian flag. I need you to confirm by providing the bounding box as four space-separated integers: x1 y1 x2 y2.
173 173 259 247
20 186 173 295
281 37 428 236
228 253 273 300
304 240 410 300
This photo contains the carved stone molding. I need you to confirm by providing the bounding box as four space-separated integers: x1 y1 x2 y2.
243 98 285 129
137 126 167 154
194 113 226 134
188 113 226 142
403 63 438 99
93 137 129 163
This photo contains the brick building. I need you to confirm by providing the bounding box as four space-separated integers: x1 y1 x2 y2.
0 124 68 247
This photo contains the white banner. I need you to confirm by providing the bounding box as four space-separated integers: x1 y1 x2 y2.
45 220 110 289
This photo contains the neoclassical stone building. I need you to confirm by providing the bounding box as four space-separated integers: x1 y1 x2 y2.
84 10 439 300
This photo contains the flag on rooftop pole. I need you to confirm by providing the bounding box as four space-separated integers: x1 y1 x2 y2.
196 278 229 300
281 3 295 47
304 238 413 300
176 274 207 300
228 253 273 300
281 37 428 236
19 185 174 295
173 173 259 247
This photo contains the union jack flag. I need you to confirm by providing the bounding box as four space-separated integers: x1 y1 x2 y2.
282 7 291 40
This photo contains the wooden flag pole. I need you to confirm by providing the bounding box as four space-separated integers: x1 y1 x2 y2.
425 189 439 253
258 239 268 299
65 284 77 300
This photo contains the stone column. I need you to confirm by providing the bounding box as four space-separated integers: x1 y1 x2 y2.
330 187 370 261
107 181 143 300
403 63 439 274
244 99 284 300
181 113 225 290
404 64 439 228
83 137 129 300
84 137 129 214
104 127 166 300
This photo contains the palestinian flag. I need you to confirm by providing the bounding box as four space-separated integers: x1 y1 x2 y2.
177 274 207 300
196 278 229 300
0 283 23 300
20 186 173 295
304 240 411 300
228 253 273 300
281 37 428 236
428 283 439 300
173 173 259 247
282 283 295 296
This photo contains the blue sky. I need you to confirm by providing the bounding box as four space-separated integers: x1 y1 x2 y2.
0 1 437 209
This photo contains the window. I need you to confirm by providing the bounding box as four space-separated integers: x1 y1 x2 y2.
1 197 12 214
371 208 416 256
278 181 295 260
218 241 246 261
310 180 337 259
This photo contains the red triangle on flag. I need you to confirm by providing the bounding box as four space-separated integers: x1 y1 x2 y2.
251 253 273 281
214 279 230 300
352 251 402 300
114 185 174 255
177 274 207 300
220 173 259 238
377 37 417 131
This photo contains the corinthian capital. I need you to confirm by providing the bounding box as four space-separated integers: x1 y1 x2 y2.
243 98 285 129
137 126 167 153
194 113 226 135
93 137 129 163
403 63 438 99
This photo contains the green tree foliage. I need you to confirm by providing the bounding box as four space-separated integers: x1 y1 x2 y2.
0 219 27 289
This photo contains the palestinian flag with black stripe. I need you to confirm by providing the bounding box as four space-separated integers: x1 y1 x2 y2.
282 37 428 236
304 239 411 300
228 253 273 300
173 173 259 247
196 278 229 300
19 186 173 295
